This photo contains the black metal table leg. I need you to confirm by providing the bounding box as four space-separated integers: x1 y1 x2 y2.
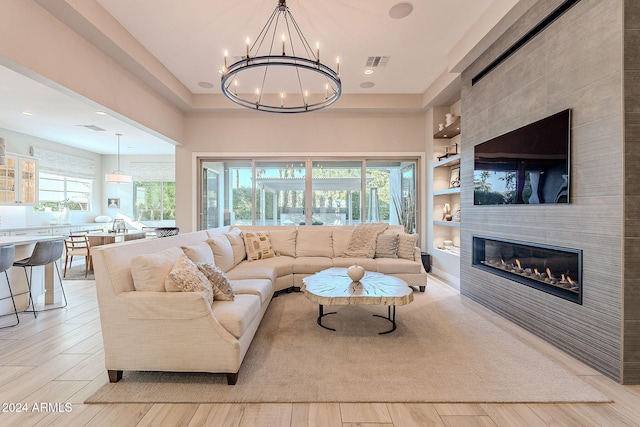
373 305 397 334
317 304 337 331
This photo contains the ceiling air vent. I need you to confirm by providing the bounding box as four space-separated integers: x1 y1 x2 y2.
365 56 390 68
76 125 106 132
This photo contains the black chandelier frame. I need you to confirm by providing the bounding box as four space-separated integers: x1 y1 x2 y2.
220 0 342 114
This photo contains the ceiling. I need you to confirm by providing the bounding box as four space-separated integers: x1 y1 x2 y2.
0 0 520 155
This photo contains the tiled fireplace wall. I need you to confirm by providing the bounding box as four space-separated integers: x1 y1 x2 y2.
460 0 639 382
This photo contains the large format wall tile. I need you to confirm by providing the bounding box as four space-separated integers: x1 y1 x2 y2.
460 0 629 381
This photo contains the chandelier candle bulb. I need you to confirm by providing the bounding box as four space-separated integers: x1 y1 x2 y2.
224 50 228 67
246 37 250 58
336 56 340 75
316 41 319 62
281 92 284 107
282 33 286 55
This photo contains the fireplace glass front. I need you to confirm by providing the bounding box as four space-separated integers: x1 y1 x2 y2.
472 236 582 304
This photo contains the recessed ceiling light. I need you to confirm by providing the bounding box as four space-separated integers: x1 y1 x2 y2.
95 111 107 116
360 82 375 89
389 2 413 19
21 111 34 116
198 81 215 89
364 69 374 75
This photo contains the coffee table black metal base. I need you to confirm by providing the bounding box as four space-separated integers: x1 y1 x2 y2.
317 304 398 334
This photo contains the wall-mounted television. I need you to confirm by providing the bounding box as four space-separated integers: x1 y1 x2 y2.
474 109 571 205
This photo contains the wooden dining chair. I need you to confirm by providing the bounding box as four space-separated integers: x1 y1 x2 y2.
63 234 92 278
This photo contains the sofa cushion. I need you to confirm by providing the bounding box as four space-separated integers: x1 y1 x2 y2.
296 229 333 257
230 279 273 304
131 246 183 292
232 256 293 278
375 258 423 274
268 229 297 257
243 231 276 261
293 257 333 274
332 229 353 257
207 236 235 272
197 262 235 301
211 294 261 339
397 233 419 260
226 228 247 266
226 262 278 284
333 257 377 271
375 233 399 258
168 254 214 305
181 241 215 264
343 222 388 258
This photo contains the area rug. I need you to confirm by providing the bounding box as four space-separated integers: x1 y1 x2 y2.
63 263 95 280
86 284 609 404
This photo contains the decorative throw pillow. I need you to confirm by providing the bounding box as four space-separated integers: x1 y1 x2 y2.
375 233 399 258
181 241 215 264
226 228 247 266
343 222 389 258
206 235 235 272
332 229 354 257
397 233 419 260
131 247 183 292
167 254 213 305
243 231 275 261
197 262 235 301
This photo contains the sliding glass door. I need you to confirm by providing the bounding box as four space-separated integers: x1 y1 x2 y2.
199 157 418 231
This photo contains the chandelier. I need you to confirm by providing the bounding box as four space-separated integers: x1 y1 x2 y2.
220 0 341 113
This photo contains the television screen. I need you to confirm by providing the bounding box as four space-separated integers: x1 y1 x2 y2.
474 109 571 205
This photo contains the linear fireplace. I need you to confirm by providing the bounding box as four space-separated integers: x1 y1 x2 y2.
472 236 582 304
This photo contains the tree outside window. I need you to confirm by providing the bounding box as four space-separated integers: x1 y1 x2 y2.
134 180 176 222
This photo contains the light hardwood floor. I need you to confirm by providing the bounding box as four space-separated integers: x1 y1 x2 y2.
1 274 639 427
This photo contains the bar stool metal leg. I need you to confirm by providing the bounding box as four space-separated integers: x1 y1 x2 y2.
0 245 20 329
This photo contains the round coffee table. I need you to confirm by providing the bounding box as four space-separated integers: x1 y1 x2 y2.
301 267 414 334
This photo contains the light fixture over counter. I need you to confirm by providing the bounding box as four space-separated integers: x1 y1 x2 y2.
220 0 341 113
105 133 132 184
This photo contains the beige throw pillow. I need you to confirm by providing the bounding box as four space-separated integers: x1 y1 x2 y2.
197 262 235 301
226 228 246 266
130 246 183 292
168 254 213 305
343 222 389 258
206 236 235 272
243 231 275 261
296 229 333 257
397 233 419 260
375 233 399 258
181 241 215 264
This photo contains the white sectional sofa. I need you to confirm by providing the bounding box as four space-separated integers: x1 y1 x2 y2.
92 224 427 385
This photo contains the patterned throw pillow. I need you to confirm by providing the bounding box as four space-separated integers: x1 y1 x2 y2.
375 233 399 258
168 254 213 305
242 231 275 261
343 222 389 258
197 262 235 301
397 233 419 260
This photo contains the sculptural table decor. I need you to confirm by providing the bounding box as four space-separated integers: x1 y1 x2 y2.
301 267 413 334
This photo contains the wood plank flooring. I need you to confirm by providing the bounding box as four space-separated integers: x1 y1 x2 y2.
0 274 639 426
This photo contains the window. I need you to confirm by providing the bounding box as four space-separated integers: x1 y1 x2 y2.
134 180 176 222
36 172 92 211
199 157 418 231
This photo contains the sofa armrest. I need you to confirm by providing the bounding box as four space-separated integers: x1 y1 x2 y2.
413 247 422 262
120 291 212 320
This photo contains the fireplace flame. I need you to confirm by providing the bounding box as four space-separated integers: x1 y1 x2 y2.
546 267 552 278
534 268 540 275
567 276 574 285
515 259 521 269
561 274 566 281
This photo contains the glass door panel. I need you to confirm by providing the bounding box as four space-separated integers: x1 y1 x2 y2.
366 160 416 232
311 160 362 226
200 160 252 228
255 161 306 226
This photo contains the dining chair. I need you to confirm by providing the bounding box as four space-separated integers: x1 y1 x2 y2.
64 234 92 278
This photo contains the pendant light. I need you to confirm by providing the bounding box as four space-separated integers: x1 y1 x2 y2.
105 133 132 184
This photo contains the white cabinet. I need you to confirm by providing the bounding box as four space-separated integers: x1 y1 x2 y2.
0 154 38 205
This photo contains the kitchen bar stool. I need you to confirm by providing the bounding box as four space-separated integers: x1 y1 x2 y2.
12 239 66 318
0 245 20 328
